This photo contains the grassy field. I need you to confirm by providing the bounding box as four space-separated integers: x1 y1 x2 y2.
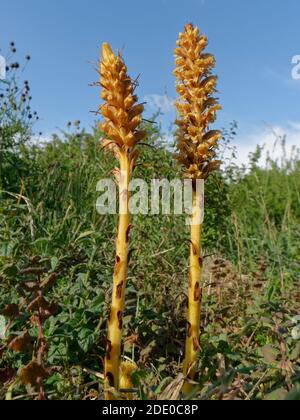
0 52 300 401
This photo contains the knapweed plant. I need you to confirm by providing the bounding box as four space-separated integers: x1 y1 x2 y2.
174 23 222 395
99 43 145 399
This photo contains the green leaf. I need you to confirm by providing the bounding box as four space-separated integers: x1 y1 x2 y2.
2 264 18 278
290 342 300 361
75 231 94 242
267 285 275 301
51 257 59 270
265 388 288 401
78 328 96 353
90 293 105 313
285 388 300 401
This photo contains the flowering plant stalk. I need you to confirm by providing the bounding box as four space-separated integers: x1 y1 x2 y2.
174 23 222 395
99 43 145 399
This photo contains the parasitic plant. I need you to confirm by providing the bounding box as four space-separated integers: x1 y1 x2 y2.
174 23 222 395
99 43 145 399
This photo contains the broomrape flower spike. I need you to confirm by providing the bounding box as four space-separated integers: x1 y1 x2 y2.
99 43 145 399
174 23 222 396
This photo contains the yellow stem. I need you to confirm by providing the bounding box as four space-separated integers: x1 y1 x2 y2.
104 153 131 400
183 187 203 396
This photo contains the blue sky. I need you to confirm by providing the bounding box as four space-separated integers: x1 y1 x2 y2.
1 0 300 160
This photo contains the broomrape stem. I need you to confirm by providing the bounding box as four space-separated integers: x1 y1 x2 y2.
183 188 202 395
99 43 145 399
105 154 131 399
173 23 221 396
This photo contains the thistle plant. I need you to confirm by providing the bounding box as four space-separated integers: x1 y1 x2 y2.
174 23 221 395
99 43 145 399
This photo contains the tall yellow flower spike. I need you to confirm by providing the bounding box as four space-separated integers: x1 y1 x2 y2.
174 24 222 396
99 43 145 400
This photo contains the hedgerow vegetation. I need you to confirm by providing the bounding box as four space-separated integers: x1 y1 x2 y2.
0 45 300 400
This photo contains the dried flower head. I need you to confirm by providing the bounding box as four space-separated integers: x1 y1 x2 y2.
99 43 145 159
174 23 222 180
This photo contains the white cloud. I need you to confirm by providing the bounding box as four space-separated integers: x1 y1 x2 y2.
0 55 6 80
30 134 53 146
227 122 300 167
144 94 175 113
263 65 300 91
